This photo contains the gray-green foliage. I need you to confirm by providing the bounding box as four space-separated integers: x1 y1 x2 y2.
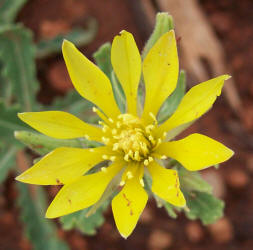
17 183 69 250
60 200 109 235
0 0 27 24
0 24 39 111
158 70 186 123
185 191 224 225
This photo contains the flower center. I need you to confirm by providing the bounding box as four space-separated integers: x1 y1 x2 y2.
95 110 165 165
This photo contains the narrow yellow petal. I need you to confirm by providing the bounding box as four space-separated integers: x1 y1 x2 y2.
46 162 123 218
62 40 120 118
111 30 141 115
18 111 103 141
142 30 179 120
147 161 185 207
16 146 111 185
156 133 234 171
112 168 148 238
158 75 231 135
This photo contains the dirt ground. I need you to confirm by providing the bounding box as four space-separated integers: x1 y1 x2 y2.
1 0 253 249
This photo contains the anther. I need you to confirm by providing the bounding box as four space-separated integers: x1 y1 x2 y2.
134 151 140 161
140 178 144 187
112 129 117 135
116 121 121 128
110 156 116 161
101 167 107 172
119 180 125 186
126 171 133 179
108 118 114 123
144 159 149 166
102 154 109 160
89 148 94 152
112 143 119 151
161 155 167 160
124 154 130 162
101 137 110 144
148 156 154 162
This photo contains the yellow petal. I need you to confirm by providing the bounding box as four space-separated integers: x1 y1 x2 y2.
16 146 110 185
112 166 147 238
18 111 103 141
111 30 141 115
147 161 185 207
158 75 231 134
156 133 234 171
62 40 120 118
46 162 123 218
142 30 179 120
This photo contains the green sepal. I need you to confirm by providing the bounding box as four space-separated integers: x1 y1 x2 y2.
0 0 27 24
184 191 224 225
93 42 126 113
0 24 39 111
14 130 100 155
142 12 174 59
36 18 97 59
158 70 186 123
177 167 212 194
17 183 69 250
60 200 109 235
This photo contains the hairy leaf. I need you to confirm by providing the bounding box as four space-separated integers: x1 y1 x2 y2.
17 183 69 250
185 191 224 225
60 200 109 235
0 0 27 23
0 24 39 111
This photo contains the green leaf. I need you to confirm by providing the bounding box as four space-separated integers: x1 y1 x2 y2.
0 0 27 24
60 200 109 235
184 191 224 225
0 100 29 146
50 90 93 121
142 12 174 59
158 70 186 123
36 18 97 59
178 167 212 194
17 183 69 250
0 146 17 184
93 43 125 113
14 130 100 155
164 202 177 219
0 24 39 111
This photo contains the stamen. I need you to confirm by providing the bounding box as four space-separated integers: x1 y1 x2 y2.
161 155 167 160
119 180 125 186
148 156 154 162
101 137 110 144
144 159 149 166
112 129 117 135
84 134 90 140
134 151 140 161
149 112 157 124
101 167 107 172
124 154 130 162
112 143 119 151
93 106 110 124
102 154 109 160
110 156 116 161
126 171 133 179
140 178 144 187
108 118 114 123
89 148 94 152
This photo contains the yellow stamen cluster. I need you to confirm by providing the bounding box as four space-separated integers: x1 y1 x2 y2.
94 109 166 166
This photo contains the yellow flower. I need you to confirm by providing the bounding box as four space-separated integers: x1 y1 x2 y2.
16 30 233 238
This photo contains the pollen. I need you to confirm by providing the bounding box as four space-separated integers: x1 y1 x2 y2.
100 113 165 165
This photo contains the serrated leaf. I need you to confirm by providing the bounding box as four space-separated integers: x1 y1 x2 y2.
93 43 125 113
178 167 212 194
60 200 109 235
142 12 174 59
0 0 27 24
0 100 29 146
0 146 17 184
185 191 224 225
158 70 186 123
0 24 39 111
36 18 97 59
17 183 69 250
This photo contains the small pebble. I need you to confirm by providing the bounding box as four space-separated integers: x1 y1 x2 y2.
208 217 234 243
148 230 173 249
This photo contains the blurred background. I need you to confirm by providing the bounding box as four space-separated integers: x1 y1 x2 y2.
0 0 253 249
